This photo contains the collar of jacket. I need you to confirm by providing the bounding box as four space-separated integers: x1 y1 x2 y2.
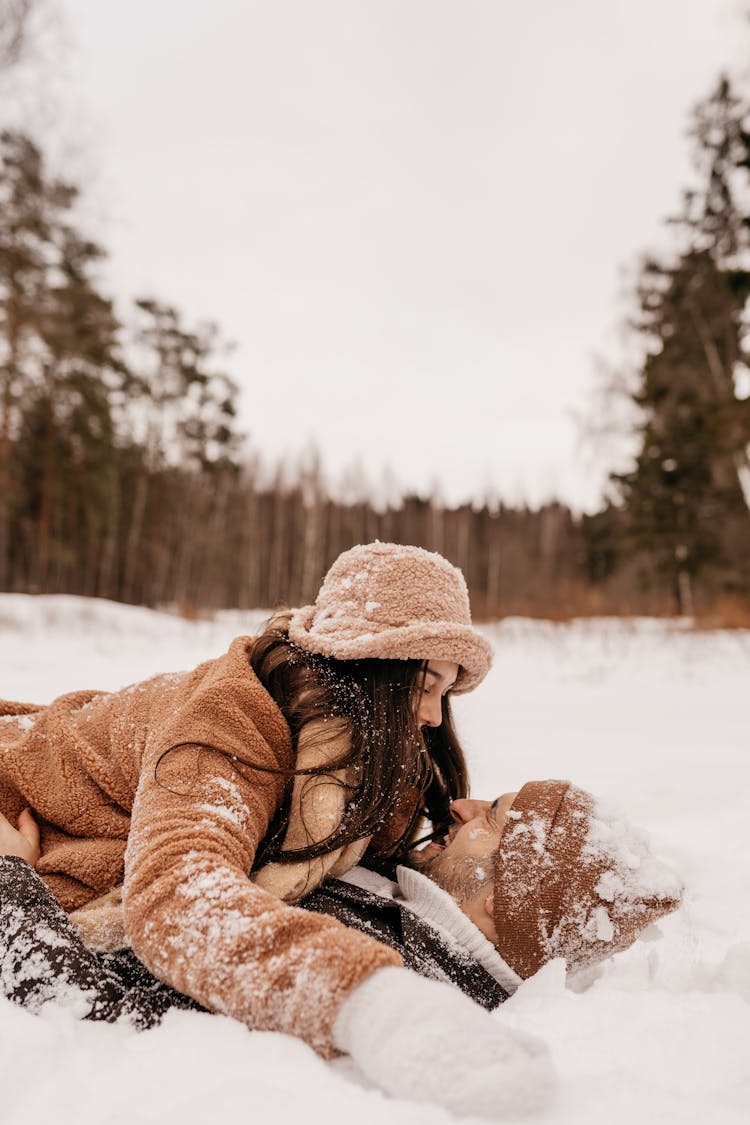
394 865 523 995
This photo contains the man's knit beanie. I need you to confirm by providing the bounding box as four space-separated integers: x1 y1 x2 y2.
288 541 492 693
492 781 683 978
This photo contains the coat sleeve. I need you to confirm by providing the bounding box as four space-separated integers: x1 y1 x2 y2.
122 738 403 1057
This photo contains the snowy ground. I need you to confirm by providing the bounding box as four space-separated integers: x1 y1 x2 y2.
0 594 748 1125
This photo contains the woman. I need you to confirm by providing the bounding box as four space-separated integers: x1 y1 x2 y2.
0 542 552 1117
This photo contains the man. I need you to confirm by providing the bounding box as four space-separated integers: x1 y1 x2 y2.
0 780 682 1022
306 780 683 1004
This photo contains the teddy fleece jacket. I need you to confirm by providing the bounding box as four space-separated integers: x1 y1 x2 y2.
0 637 403 1056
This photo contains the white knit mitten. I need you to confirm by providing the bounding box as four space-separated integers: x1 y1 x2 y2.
333 967 556 1118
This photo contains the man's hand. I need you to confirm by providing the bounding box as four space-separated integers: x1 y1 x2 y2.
333 966 556 1118
0 808 41 865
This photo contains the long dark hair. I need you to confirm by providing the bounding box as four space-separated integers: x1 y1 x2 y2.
248 613 469 865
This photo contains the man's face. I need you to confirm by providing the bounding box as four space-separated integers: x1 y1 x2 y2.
410 793 517 902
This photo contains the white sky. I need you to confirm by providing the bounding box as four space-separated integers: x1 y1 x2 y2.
6 0 748 510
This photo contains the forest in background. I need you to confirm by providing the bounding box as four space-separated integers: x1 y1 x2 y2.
2 2 750 621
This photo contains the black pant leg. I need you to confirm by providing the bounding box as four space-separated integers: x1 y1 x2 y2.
0 856 202 1027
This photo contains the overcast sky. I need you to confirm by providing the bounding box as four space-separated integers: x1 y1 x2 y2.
8 0 748 509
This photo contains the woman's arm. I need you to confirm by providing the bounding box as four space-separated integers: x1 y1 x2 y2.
123 740 402 1057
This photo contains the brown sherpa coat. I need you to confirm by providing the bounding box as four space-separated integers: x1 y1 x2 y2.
0 637 404 1056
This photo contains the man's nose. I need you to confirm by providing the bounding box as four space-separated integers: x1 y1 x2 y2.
449 798 492 825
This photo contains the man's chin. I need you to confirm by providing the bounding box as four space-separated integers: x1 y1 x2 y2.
408 841 446 871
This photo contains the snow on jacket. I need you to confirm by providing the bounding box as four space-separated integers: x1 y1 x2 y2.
0 636 406 1056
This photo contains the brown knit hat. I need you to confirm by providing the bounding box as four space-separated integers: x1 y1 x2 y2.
492 781 683 978
287 542 492 693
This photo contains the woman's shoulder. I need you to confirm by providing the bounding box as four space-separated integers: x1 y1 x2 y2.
141 636 293 763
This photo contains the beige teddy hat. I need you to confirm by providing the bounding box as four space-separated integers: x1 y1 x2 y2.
288 541 492 692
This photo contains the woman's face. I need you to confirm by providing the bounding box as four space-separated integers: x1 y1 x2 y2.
416 660 459 729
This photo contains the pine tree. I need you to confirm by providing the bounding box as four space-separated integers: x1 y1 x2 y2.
0 131 74 585
0 131 128 592
613 77 750 610
120 298 243 604
129 298 241 471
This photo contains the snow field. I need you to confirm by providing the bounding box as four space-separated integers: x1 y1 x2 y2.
0 595 748 1123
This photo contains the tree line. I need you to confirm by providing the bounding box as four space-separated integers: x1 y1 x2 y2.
1 64 750 619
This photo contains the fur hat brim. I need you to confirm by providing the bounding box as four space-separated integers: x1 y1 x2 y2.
288 604 492 694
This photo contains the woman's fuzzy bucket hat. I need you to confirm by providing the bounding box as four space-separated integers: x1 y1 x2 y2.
288 541 492 692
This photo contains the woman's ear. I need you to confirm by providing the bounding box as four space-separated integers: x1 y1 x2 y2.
482 891 494 923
